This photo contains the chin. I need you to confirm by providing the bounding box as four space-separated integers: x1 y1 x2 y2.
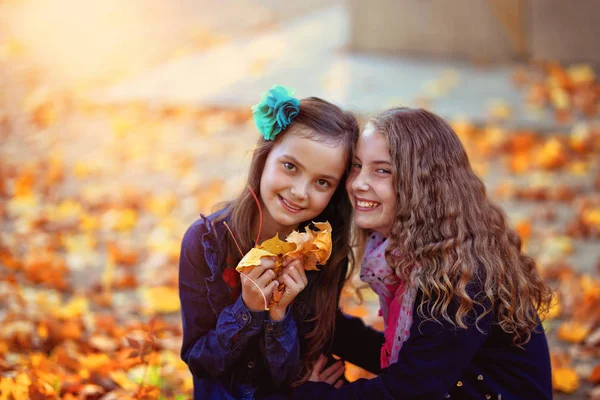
272 212 303 228
354 218 375 231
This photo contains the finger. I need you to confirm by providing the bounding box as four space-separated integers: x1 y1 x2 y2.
334 380 343 389
280 274 300 294
286 265 301 282
295 263 308 286
320 360 342 379
284 253 302 265
260 257 277 269
287 260 307 284
309 355 328 381
324 363 345 385
263 280 279 298
256 268 277 287
287 258 303 270
246 258 276 278
287 266 307 288
321 361 345 383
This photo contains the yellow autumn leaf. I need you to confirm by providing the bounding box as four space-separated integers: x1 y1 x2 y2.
258 234 297 256
567 64 595 85
535 138 567 170
55 296 89 319
103 208 138 231
0 374 30 400
80 213 100 231
236 222 333 305
582 208 600 229
540 294 560 320
236 248 277 272
141 286 181 314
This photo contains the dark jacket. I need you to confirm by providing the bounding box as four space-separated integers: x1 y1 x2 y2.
284 290 553 400
179 210 384 399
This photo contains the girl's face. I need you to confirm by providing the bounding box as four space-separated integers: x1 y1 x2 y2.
347 124 397 236
259 129 347 237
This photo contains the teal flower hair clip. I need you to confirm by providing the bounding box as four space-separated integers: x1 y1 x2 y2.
252 85 300 141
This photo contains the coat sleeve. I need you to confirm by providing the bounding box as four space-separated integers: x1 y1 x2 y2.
261 308 301 388
179 222 265 379
331 309 385 374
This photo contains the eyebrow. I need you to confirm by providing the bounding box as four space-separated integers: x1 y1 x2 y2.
282 154 340 182
354 156 392 165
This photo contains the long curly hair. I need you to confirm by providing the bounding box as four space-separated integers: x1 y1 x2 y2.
370 107 552 345
216 97 359 383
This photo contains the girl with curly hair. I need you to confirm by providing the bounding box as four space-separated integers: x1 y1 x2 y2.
291 107 553 400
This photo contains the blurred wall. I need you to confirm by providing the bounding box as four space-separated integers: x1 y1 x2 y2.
348 0 600 65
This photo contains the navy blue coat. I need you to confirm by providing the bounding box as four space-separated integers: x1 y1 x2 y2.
179 210 384 399
280 291 553 400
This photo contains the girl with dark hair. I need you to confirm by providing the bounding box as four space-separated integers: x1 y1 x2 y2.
178 86 383 399
290 107 553 400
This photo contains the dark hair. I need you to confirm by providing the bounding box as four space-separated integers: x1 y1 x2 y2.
216 97 359 382
370 107 552 345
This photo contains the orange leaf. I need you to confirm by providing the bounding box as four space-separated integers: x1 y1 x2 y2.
28 378 58 399
590 364 600 384
514 219 532 244
557 321 590 344
552 367 579 393
284 222 332 271
107 242 139 266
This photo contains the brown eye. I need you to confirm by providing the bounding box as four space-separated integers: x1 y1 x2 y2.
316 179 330 188
283 162 296 171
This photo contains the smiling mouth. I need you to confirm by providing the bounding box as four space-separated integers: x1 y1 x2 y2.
355 199 381 210
278 195 304 213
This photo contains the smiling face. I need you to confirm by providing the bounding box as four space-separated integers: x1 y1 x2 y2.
259 127 348 239
346 123 397 236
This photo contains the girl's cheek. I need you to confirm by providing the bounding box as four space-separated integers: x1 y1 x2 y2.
316 192 334 212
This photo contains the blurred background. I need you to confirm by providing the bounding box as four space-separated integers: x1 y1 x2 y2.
1 0 599 398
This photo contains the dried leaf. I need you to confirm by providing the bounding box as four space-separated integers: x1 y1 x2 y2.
557 321 591 344
236 248 277 272
141 287 180 314
552 367 579 393
258 235 297 256
590 364 600 384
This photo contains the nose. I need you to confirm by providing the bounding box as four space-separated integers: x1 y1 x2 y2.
290 181 308 201
349 170 369 192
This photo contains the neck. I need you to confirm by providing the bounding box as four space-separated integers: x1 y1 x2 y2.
252 214 297 244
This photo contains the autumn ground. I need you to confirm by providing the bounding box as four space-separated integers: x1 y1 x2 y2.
1 1 600 399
